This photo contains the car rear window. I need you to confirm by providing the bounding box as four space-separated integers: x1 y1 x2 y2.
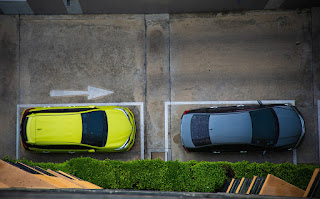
191 115 211 146
81 111 107 147
250 108 277 146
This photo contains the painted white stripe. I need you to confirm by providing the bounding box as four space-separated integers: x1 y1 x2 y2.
164 100 296 162
168 100 295 106
139 103 144 160
16 102 144 160
16 104 20 159
293 149 297 165
18 102 143 108
164 102 169 161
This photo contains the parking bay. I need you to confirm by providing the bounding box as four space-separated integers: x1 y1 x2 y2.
1 11 319 164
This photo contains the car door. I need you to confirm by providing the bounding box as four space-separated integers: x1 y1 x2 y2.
29 144 96 153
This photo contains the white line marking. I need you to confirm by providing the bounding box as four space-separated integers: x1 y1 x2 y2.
165 102 169 161
139 103 144 160
50 86 114 100
293 149 297 165
16 104 20 159
16 102 144 160
164 100 296 162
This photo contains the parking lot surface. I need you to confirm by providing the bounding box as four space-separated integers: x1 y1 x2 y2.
0 9 319 164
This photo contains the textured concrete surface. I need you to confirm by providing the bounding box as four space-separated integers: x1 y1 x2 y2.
18 15 145 162
169 10 315 163
312 7 320 164
145 14 170 159
0 16 19 159
0 9 319 164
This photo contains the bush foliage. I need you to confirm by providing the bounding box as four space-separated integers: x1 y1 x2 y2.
5 157 318 192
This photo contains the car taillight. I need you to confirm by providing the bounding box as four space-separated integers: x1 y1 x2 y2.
183 110 190 115
22 108 35 119
128 144 134 151
183 146 190 152
21 139 30 151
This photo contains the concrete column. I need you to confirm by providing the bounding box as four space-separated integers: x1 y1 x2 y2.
0 16 19 159
145 14 170 160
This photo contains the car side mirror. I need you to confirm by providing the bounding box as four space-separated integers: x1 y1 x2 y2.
262 150 267 156
88 149 95 153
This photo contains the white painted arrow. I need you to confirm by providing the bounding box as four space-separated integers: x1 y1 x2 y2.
50 86 114 100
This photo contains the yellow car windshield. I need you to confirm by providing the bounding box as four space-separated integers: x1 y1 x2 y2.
81 111 107 147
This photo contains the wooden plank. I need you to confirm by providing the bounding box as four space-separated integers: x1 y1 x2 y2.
304 168 320 198
259 174 304 197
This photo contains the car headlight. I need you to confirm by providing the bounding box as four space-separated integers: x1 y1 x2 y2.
114 134 132 151
294 114 305 148
114 108 131 123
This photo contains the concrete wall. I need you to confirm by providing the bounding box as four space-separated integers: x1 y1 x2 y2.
0 9 319 163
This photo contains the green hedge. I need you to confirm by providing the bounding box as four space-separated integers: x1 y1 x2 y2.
3 157 319 192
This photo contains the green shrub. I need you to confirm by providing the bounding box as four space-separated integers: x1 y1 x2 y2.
231 161 319 190
191 162 226 192
2 156 318 192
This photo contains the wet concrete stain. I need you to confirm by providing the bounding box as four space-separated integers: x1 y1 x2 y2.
149 29 164 55
173 133 181 144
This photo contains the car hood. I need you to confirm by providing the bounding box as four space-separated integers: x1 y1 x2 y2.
273 106 302 147
104 109 133 148
33 113 82 144
180 114 195 148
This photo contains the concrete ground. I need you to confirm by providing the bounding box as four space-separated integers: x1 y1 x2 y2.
0 9 319 164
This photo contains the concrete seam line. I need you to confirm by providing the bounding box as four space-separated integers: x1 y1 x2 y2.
143 14 147 160
164 100 295 162
16 102 144 160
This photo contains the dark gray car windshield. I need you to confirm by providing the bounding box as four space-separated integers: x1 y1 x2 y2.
250 108 277 146
191 115 211 146
81 111 107 147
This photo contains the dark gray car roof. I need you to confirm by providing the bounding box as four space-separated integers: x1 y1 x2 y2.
181 112 252 148
209 112 252 145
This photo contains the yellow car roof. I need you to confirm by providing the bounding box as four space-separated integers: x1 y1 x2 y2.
34 113 82 144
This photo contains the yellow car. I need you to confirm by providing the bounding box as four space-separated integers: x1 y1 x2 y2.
20 106 135 153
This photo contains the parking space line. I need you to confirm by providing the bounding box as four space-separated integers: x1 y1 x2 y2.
16 102 144 160
164 100 296 162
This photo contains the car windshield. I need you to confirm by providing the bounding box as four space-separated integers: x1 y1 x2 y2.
191 115 211 146
249 108 278 146
81 111 107 147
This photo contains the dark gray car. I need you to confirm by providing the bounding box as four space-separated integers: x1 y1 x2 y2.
180 103 305 153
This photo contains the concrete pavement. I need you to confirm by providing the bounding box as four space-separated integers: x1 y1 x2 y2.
0 9 319 163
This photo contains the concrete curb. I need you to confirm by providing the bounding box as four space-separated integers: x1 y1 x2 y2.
0 188 305 199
